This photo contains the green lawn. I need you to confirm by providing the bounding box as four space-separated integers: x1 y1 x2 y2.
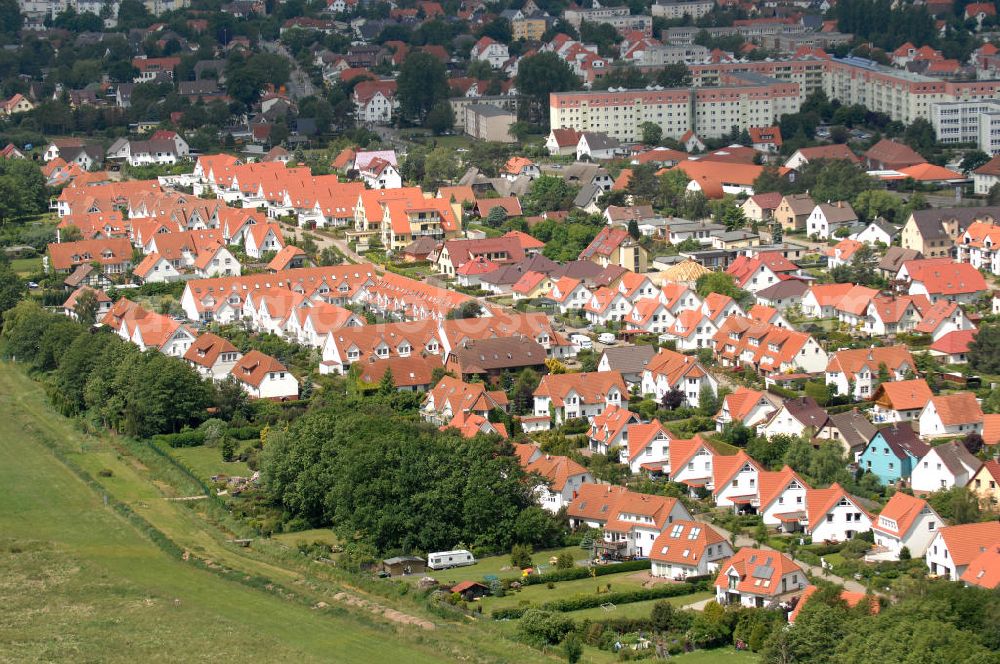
0 363 547 663
272 528 340 548
476 570 658 614
10 256 42 276
671 648 761 663
562 591 714 621
168 444 251 481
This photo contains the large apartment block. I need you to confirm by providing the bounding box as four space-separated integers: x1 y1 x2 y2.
931 99 1000 153
549 74 800 141
563 6 653 37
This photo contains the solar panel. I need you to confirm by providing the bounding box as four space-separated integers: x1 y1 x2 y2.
752 565 774 580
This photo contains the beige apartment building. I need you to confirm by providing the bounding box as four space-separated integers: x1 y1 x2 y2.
464 104 517 143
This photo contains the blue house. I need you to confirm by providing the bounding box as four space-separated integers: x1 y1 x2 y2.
858 425 931 486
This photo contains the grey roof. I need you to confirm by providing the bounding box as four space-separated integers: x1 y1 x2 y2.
573 183 601 208
908 206 1000 240
179 79 221 96
783 397 829 429
479 254 560 285
580 131 621 151
932 440 982 476
755 278 809 301
751 565 775 580
718 230 759 242
383 556 424 564
828 409 877 453
878 246 922 273
869 217 899 238
670 220 726 233
781 193 816 216
550 260 605 280
817 202 857 224
466 103 514 118
599 344 658 375
130 139 178 155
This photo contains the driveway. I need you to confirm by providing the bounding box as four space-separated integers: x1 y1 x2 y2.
277 221 375 267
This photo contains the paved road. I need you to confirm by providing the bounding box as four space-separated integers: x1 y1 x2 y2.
261 41 317 100
277 221 374 267
694 513 869 595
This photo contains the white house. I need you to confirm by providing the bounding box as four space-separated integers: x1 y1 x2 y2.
758 466 810 531
918 393 984 440
825 346 915 401
589 404 639 454
533 371 628 425
360 157 402 190
871 492 941 560
620 420 671 474
640 348 718 408
230 350 299 399
758 397 829 440
712 451 762 509
183 332 243 382
471 36 509 68
911 440 982 493
515 443 595 513
650 520 733 580
925 521 1000 581
715 548 806 608
805 484 872 542
850 218 897 246
806 201 858 239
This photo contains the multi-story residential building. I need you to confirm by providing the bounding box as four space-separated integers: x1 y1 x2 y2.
549 74 800 142
563 5 653 36
651 0 714 19
931 99 1000 152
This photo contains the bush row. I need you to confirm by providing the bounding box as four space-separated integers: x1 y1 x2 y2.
493 581 700 619
154 425 262 448
520 559 651 586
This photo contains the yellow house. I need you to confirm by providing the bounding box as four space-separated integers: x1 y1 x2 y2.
901 209 982 259
969 460 1000 509
512 17 547 40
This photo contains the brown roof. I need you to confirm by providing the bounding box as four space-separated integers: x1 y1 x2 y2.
358 355 440 388
451 335 546 373
231 350 288 387
864 139 924 169
183 332 238 369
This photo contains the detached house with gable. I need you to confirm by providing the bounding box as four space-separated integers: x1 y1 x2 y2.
918 392 984 440
230 350 298 400
824 346 915 400
715 548 806 608
911 440 982 493
514 443 594 513
589 403 639 454
620 420 673 474
926 521 1000 581
871 492 941 560
651 520 733 580
640 347 718 407
858 424 930 486
183 332 242 382
567 486 692 559
534 371 628 425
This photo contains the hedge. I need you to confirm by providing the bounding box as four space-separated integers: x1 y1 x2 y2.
492 581 700 619
154 430 206 447
520 560 651 586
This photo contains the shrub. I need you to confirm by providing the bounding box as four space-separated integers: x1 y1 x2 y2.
520 559 651 586
154 430 206 448
518 609 574 647
493 581 699 619
511 543 534 569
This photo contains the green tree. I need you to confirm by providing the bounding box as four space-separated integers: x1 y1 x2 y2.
0 265 24 316
515 52 578 125
960 150 990 173
423 147 460 188
73 288 99 325
378 367 396 395
656 62 691 88
968 323 1000 374
563 632 583 664
853 189 903 223
486 205 508 228
425 100 454 134
397 51 450 124
220 435 237 462
627 163 659 202
695 272 744 299
698 385 719 417
640 121 663 145
522 176 576 215
511 542 534 568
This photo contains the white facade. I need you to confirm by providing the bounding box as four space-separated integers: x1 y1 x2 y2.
918 401 984 440
911 447 980 493
809 496 872 543
873 508 939 560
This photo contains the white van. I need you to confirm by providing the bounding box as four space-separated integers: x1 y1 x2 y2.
570 334 593 350
427 549 476 570
598 333 616 345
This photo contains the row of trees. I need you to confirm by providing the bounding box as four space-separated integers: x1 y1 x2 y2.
2 301 219 437
259 401 565 554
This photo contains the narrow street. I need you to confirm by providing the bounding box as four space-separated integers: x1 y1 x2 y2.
277 220 375 267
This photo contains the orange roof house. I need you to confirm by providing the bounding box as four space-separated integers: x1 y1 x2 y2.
714 548 806 606
650 520 732 579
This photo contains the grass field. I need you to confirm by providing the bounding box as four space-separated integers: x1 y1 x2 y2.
10 256 42 276
672 648 761 663
0 363 549 663
560 591 714 622
168 444 251 480
272 528 340 548
479 570 654 613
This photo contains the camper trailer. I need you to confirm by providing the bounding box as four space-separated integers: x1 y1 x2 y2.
427 549 476 570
